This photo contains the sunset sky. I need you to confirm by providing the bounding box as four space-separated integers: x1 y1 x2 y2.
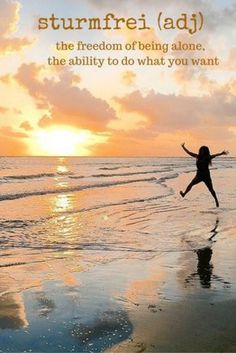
0 0 236 156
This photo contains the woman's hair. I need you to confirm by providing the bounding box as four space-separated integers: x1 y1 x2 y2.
198 146 211 164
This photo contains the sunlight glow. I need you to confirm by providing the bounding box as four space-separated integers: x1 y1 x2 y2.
34 128 93 156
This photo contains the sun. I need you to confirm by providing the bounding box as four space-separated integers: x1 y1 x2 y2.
34 128 92 156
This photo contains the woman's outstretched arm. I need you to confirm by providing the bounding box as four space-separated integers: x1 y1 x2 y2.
211 150 229 159
181 143 198 158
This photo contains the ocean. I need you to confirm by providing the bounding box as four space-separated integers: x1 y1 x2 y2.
0 156 234 253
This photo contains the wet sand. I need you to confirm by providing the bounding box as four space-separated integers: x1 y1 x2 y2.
1 224 236 352
107 247 236 353
107 170 236 352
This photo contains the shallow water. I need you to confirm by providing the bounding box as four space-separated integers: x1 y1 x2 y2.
0 157 234 253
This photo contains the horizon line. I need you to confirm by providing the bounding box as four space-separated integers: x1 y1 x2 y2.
0 155 235 158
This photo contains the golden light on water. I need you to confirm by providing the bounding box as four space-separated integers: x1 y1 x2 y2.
57 165 69 175
54 194 71 212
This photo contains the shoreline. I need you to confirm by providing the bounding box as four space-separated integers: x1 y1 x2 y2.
0 162 235 352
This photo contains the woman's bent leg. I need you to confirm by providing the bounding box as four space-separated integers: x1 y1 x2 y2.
180 176 201 197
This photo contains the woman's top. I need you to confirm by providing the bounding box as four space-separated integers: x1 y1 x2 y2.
196 156 211 177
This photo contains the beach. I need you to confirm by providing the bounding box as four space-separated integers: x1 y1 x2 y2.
0 156 235 352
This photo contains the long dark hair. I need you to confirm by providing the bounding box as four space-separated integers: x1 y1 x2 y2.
198 146 212 165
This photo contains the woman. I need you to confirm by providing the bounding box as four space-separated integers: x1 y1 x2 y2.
180 143 229 207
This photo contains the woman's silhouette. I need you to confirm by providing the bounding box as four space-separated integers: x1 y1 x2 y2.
180 143 229 207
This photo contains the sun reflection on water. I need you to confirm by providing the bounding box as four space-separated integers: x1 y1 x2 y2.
54 194 71 212
47 159 79 242
54 160 70 189
57 165 69 175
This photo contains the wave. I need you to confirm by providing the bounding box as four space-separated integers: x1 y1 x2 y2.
0 177 157 202
71 169 166 179
99 164 175 171
0 219 37 229
99 166 124 171
0 261 27 268
0 171 74 182
1 173 56 180
0 245 159 257
156 173 179 184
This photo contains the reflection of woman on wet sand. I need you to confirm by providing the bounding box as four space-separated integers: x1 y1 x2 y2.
180 143 229 207
185 218 231 289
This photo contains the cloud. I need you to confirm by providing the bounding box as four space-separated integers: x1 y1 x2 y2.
0 126 28 155
87 0 236 31
204 3 236 31
111 26 165 58
15 64 117 131
0 0 33 55
92 127 199 156
114 87 236 133
121 70 136 86
87 0 236 34
38 114 51 128
20 121 33 131
0 135 27 156
0 126 28 138
14 108 22 115
0 74 12 84
0 106 23 115
87 0 206 10
226 47 236 70
0 106 9 114
93 120 236 157
91 130 154 156
172 69 219 96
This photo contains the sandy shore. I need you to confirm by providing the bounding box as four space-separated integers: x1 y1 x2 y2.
106 249 236 353
106 170 236 352
1 229 235 352
0 165 236 352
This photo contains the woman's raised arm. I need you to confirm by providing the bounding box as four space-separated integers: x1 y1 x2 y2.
211 150 229 159
181 143 198 158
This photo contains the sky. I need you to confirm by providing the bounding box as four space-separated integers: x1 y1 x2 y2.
0 0 236 156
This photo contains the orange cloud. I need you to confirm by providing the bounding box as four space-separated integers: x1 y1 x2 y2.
0 126 28 138
121 70 136 86
20 121 33 131
0 0 33 55
15 64 117 131
0 128 27 156
93 128 194 156
0 106 9 113
93 83 236 155
92 130 153 156
114 88 236 133
0 74 12 84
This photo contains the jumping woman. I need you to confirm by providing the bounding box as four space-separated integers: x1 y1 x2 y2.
180 143 229 207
